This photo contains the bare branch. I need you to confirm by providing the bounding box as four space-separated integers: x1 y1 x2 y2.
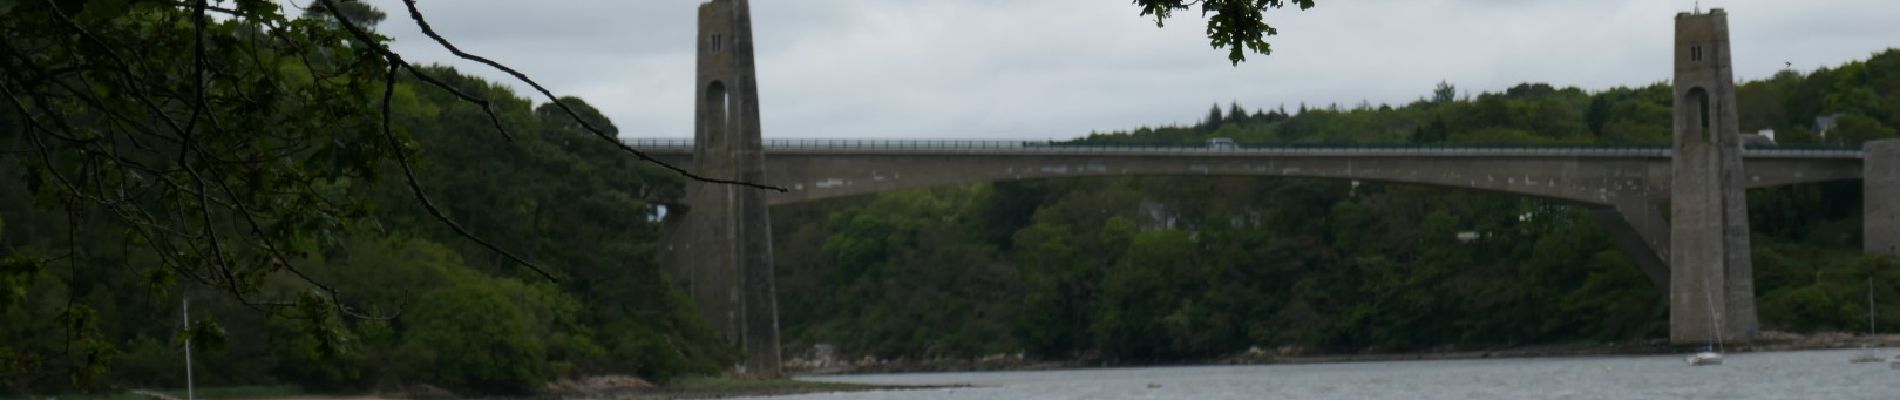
378 55 558 282
392 64 516 141
391 0 787 192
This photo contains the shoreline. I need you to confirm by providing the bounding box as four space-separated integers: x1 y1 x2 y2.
606 378 947 400
98 333 1897 400
792 331 1900 376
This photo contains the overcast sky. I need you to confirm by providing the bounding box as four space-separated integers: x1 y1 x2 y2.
349 0 1900 140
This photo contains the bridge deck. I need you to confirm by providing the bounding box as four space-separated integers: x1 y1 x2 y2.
623 139 1865 159
628 138 1863 209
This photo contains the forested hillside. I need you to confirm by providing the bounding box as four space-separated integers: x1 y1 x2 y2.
773 49 1900 363
1 54 728 399
2 1 750 395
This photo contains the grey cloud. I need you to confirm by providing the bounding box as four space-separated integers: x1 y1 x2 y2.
357 0 1900 140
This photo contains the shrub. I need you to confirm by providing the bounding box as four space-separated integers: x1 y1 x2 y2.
396 286 545 395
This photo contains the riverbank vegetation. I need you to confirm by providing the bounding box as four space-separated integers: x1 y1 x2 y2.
2 2 727 395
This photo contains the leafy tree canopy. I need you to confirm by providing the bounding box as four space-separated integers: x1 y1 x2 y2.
1135 0 1318 64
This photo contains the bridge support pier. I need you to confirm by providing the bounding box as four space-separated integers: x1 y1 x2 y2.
1869 140 1900 258
1668 9 1757 345
661 0 781 378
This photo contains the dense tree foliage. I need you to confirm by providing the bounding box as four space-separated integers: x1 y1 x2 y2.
0 61 733 394
1 63 732 394
1133 0 1318 64
775 50 1900 363
1 1 728 394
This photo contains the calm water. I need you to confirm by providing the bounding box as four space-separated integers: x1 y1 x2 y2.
777 349 1895 399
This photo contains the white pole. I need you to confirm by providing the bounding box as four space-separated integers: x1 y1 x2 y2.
183 298 193 400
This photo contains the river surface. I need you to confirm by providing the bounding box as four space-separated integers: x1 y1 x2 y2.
776 349 1895 399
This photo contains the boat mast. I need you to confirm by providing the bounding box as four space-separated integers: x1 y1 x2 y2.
1704 273 1724 352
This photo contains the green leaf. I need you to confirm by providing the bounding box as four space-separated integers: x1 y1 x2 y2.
76 0 130 21
290 233 320 258
0 253 43 309
188 319 229 353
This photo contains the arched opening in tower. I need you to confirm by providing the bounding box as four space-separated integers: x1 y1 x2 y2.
1686 87 1711 143
704 81 730 145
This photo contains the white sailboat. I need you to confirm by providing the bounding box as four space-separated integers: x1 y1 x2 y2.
1686 348 1723 366
1687 275 1724 366
1852 276 1883 364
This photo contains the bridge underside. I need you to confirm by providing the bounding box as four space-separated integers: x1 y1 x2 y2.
656 150 1863 291
709 153 1860 206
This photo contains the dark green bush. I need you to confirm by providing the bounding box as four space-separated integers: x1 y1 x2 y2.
397 286 546 395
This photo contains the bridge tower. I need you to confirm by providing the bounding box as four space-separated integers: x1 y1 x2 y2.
1669 8 1759 345
663 0 781 377
1869 140 1900 258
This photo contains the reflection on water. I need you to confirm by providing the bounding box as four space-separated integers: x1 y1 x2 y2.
774 349 1894 400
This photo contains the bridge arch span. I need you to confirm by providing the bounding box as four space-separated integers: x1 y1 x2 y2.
758 151 1673 207
705 148 1856 293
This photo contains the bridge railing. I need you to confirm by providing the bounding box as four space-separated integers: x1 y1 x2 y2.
621 138 1863 157
1741 143 1867 154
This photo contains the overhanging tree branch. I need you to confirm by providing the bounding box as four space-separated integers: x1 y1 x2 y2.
377 54 558 282
390 0 786 192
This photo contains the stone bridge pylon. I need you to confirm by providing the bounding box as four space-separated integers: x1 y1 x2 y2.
1667 8 1756 345
659 0 780 378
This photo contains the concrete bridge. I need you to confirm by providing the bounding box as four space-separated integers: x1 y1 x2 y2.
640 139 1871 292
669 1 1900 377
642 138 1896 374
632 139 1864 206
